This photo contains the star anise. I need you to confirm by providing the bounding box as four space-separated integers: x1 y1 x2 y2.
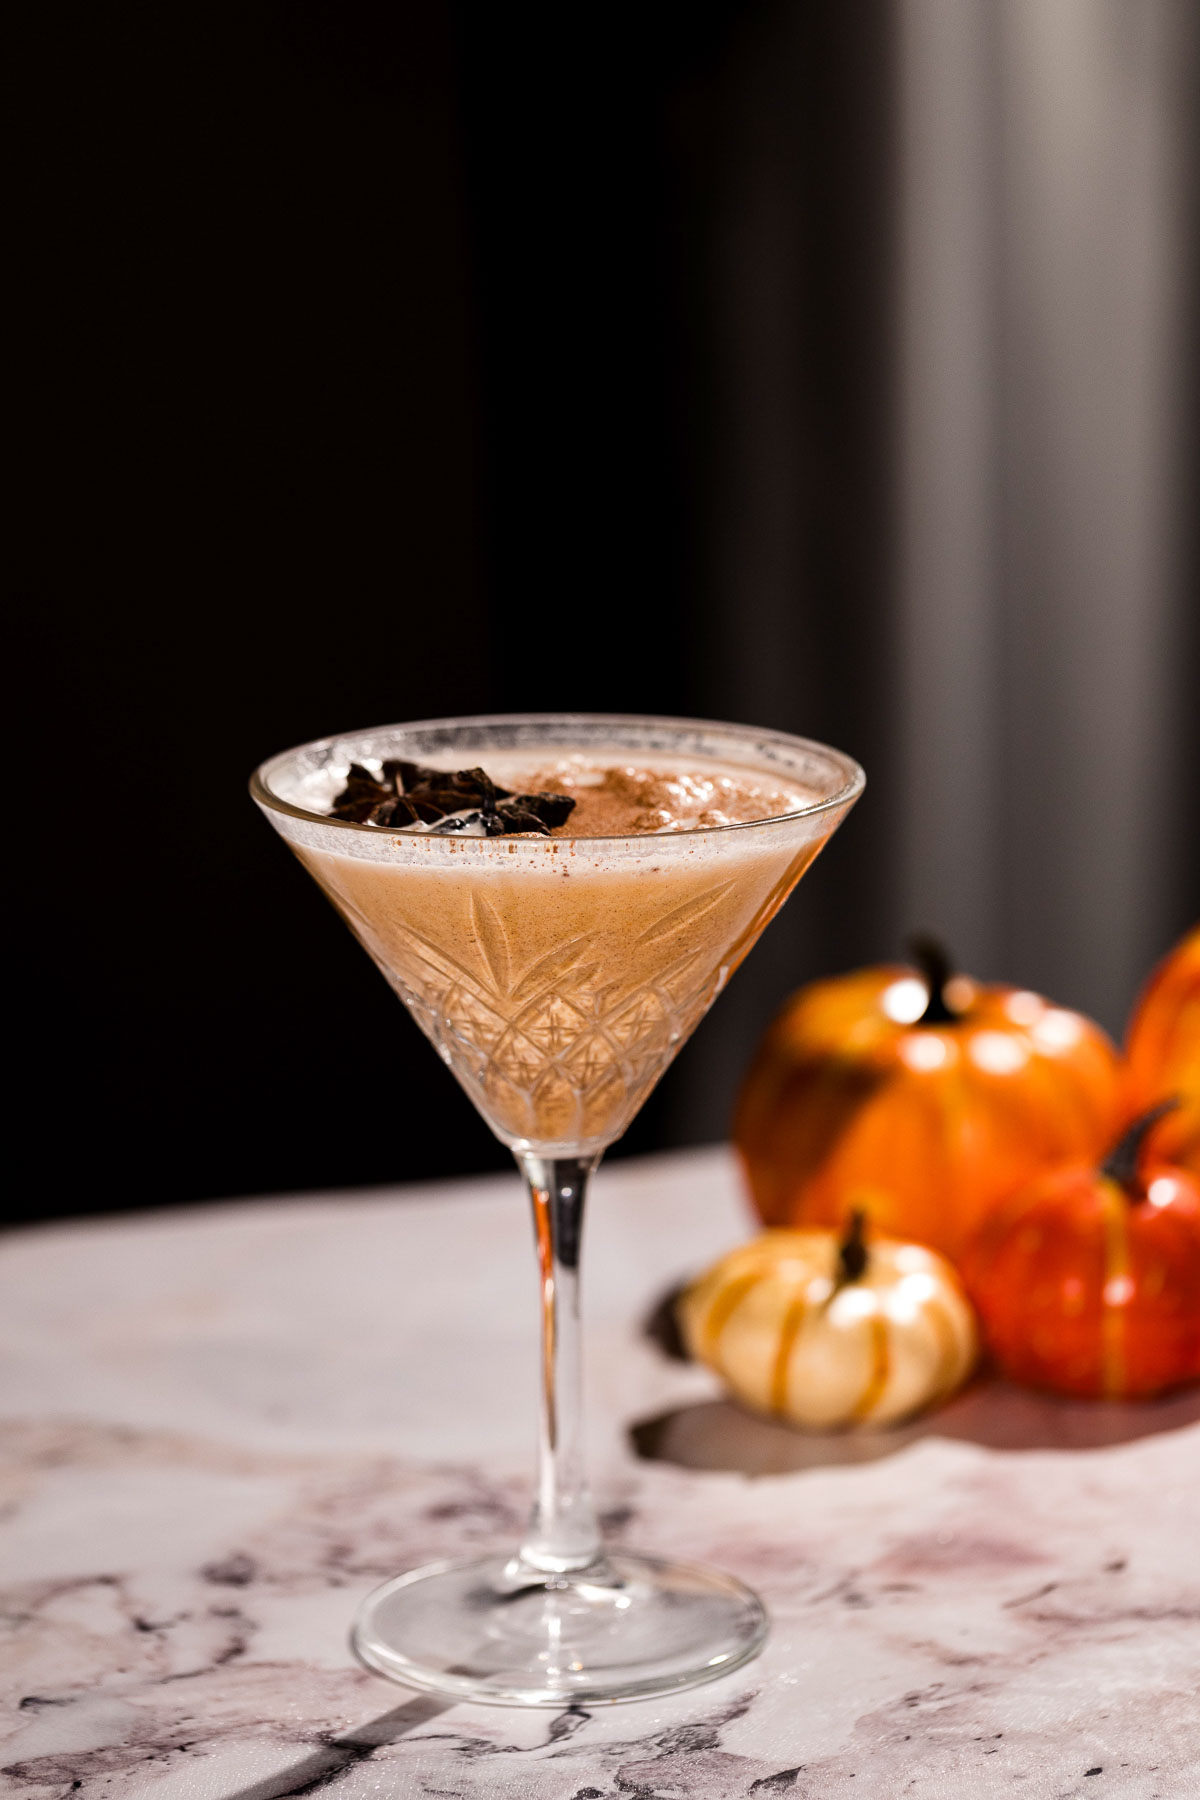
328 758 574 836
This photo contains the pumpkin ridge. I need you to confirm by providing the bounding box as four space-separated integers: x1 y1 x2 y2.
941 1063 978 1243
769 1289 810 1414
1100 1181 1132 1399
850 1308 891 1422
790 1057 889 1192
700 1269 763 1361
923 1294 962 1397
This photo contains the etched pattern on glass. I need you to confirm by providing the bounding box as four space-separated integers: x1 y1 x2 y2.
376 884 738 1145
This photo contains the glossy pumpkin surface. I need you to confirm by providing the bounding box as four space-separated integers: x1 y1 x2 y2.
1125 926 1200 1174
678 1223 977 1429
961 1117 1200 1399
735 953 1123 1260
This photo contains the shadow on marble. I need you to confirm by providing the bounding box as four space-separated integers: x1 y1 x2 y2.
629 1380 1200 1475
219 1693 453 1800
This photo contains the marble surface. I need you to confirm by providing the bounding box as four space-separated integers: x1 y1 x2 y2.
2 1146 1198 1800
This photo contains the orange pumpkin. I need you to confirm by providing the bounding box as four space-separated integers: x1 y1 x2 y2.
1125 926 1200 1174
734 939 1123 1260
960 1105 1200 1398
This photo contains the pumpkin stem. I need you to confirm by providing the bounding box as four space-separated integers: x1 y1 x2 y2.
836 1208 870 1286
909 933 958 1025
1101 1098 1179 1197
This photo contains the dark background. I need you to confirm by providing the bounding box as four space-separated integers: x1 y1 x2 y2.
16 2 1197 1222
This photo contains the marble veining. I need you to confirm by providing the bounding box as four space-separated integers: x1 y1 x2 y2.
1 1148 1198 1799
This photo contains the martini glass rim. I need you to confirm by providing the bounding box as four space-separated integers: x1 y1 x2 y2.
249 709 866 847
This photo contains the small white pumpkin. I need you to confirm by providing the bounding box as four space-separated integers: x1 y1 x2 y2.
678 1213 978 1429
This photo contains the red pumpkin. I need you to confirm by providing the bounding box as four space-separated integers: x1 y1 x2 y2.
961 1106 1200 1398
735 939 1123 1260
1125 927 1200 1175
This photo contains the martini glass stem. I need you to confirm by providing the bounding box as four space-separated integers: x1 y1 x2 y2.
517 1153 605 1576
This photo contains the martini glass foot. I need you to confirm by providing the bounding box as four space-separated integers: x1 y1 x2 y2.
350 1552 767 1706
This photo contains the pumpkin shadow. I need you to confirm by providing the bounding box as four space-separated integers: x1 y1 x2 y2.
629 1378 1200 1475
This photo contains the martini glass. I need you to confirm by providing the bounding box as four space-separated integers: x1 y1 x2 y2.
251 713 863 1705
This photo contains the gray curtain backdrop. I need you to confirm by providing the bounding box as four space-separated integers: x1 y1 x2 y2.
669 0 1198 1146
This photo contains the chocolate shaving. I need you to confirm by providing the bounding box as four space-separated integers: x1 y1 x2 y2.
494 803 554 834
514 791 576 829
384 760 512 805
367 795 421 827
327 757 574 837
